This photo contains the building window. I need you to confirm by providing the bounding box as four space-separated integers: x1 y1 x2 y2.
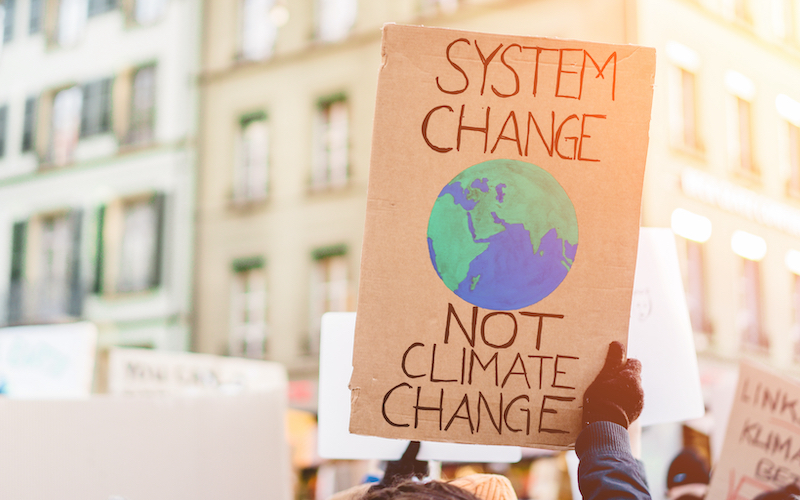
88 0 116 17
736 98 754 173
21 210 84 322
735 0 752 24
725 0 753 24
420 0 459 15
234 112 269 202
686 240 712 336
2 0 15 43
0 105 7 158
58 0 88 46
133 0 165 25
725 71 756 175
312 96 348 190
230 258 267 359
308 246 349 354
732 231 768 351
51 86 82 166
81 78 112 138
739 258 768 351
39 213 72 313
240 0 277 61
117 195 163 293
29 0 43 33
315 0 356 42
7 221 27 324
128 65 156 145
669 66 700 151
772 0 798 42
21 97 36 153
789 122 800 194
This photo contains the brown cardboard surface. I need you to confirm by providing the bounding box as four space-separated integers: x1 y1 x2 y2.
0 394 291 499
706 361 800 500
350 24 655 449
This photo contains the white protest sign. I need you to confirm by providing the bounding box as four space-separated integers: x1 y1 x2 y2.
706 361 800 500
627 228 705 426
106 347 286 395
0 393 291 500
0 322 97 398
319 312 522 462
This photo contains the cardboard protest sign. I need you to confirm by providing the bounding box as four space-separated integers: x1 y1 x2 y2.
104 347 286 395
319 312 521 462
627 228 705 426
0 394 291 500
707 361 800 500
350 24 655 449
0 322 97 398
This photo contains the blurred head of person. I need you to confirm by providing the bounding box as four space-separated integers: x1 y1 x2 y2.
330 474 517 500
666 448 711 500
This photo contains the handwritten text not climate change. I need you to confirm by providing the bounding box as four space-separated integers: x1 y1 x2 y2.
380 303 580 437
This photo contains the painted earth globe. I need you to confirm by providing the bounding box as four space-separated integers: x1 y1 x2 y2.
426 159 579 311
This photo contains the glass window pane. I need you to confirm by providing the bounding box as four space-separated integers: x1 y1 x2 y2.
29 0 43 33
134 0 165 24
241 0 277 60
52 87 83 166
129 66 156 144
316 0 356 42
3 0 15 43
58 0 88 46
118 198 158 292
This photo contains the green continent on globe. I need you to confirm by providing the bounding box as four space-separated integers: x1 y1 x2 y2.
426 159 578 311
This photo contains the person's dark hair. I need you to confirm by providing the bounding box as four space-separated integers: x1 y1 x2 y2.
363 479 481 500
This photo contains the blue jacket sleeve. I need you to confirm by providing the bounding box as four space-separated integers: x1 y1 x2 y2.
575 421 651 500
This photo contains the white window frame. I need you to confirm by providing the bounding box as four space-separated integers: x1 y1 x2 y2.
738 257 768 351
38 213 72 318
234 113 269 202
129 65 157 145
117 196 159 293
58 0 88 47
308 251 348 354
230 264 267 359
315 0 356 42
312 97 348 190
240 0 278 61
134 0 165 25
51 86 83 166
725 71 757 175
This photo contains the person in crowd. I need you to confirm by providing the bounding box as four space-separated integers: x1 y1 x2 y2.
665 448 710 500
331 340 650 500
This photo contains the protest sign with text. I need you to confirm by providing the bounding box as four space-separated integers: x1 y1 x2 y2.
350 24 655 449
707 361 800 500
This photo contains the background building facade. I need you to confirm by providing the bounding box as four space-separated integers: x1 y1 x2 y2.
0 0 200 351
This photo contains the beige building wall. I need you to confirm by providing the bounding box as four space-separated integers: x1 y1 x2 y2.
636 0 800 375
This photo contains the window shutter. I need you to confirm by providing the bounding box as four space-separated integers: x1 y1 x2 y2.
100 77 112 133
149 193 166 288
93 205 105 294
67 209 83 317
0 105 8 158
21 97 37 152
8 221 27 324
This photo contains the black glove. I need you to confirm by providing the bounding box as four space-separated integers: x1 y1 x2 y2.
379 441 428 487
582 341 644 429
753 482 800 500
